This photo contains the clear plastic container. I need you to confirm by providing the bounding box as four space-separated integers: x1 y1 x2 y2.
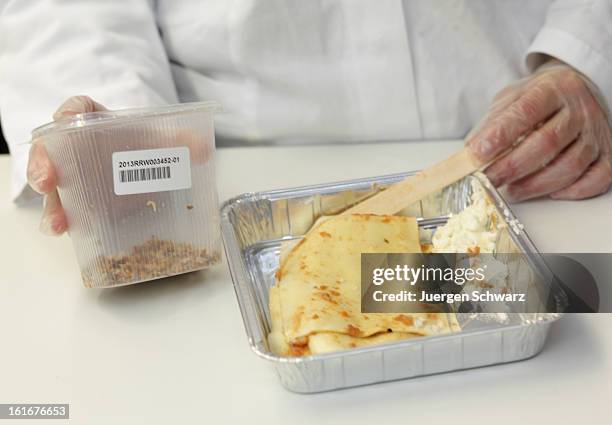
32 102 222 288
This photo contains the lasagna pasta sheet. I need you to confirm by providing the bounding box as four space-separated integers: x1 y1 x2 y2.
269 214 460 357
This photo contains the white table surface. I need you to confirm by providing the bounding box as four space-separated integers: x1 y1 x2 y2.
0 140 610 425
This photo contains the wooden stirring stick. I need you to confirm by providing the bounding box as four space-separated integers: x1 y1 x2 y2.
344 148 483 216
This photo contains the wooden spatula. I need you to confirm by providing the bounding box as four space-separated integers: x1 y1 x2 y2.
343 147 484 216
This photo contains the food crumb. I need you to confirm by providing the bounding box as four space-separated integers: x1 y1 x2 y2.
467 246 480 255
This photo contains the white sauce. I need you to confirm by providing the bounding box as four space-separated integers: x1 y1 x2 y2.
432 180 498 253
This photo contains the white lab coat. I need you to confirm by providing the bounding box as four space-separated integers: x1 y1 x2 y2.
1 0 611 202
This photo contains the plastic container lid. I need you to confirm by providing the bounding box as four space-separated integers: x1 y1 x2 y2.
32 101 221 139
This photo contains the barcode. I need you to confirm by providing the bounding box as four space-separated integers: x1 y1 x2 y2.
119 166 171 183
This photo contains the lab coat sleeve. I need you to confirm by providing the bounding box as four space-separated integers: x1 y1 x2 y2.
0 0 178 203
526 0 612 113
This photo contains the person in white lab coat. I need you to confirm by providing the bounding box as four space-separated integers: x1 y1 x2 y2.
0 0 611 235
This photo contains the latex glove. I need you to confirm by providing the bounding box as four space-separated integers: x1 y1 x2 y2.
27 96 107 235
466 60 612 202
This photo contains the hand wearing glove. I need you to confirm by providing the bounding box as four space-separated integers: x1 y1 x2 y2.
28 96 107 236
466 59 612 202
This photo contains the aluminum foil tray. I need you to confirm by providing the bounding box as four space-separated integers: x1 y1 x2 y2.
220 172 561 393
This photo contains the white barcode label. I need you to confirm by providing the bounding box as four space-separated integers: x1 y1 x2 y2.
112 147 191 195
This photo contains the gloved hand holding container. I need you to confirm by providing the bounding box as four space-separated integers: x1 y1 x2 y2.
30 102 222 288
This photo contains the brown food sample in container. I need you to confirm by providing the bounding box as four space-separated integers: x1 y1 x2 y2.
81 237 221 287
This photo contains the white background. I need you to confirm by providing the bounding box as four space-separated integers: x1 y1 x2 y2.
0 140 610 424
